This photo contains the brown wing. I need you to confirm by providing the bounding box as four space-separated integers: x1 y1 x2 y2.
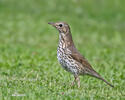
68 44 100 75
69 45 99 75
70 51 93 70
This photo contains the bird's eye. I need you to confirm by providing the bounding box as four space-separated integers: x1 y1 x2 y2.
59 24 63 27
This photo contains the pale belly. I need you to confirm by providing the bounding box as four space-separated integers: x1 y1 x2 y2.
57 50 79 75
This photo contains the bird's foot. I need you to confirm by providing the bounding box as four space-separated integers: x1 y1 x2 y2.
77 82 80 88
75 76 80 88
71 81 75 86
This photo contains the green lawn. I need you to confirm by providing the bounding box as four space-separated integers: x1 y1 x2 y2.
0 0 125 99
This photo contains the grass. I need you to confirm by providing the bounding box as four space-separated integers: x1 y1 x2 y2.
0 0 125 99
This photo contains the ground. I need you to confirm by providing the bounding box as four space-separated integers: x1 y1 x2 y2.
0 0 125 99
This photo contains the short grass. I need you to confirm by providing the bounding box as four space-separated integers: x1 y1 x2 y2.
0 0 125 99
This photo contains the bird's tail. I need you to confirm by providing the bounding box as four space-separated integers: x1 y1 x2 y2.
87 69 114 88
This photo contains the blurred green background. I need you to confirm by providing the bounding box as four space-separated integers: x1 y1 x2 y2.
0 0 125 99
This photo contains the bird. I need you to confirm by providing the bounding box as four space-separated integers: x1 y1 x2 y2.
48 22 114 88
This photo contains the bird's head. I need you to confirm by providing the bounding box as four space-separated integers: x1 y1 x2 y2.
48 22 70 34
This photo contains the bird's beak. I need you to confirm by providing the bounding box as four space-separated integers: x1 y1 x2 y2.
48 22 58 29
48 22 55 26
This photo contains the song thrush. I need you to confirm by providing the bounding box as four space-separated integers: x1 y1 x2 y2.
48 22 114 88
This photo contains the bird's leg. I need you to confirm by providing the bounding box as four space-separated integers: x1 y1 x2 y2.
71 75 77 86
71 80 75 86
75 75 80 88
71 75 80 88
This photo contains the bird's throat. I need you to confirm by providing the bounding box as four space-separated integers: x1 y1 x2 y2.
58 33 74 49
